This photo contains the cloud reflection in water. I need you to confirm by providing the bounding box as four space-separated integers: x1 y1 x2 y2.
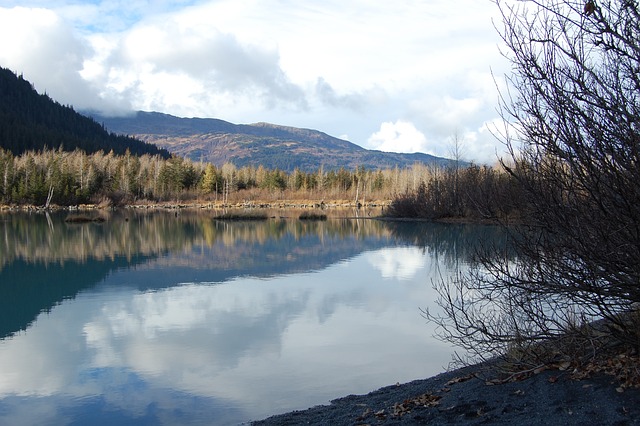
0 215 487 425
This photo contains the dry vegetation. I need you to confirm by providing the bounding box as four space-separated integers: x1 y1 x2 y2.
0 147 471 211
424 0 640 380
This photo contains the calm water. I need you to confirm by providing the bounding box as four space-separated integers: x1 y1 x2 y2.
0 210 503 425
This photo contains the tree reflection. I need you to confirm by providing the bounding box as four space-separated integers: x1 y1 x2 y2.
0 211 508 340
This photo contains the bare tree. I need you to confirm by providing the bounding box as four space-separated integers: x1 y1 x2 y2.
427 0 640 368
448 131 467 217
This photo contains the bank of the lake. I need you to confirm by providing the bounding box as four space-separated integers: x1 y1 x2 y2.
0 199 390 214
252 360 640 425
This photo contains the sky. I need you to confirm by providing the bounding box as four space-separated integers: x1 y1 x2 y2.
0 1 511 164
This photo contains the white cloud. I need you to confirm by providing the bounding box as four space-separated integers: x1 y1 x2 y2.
463 120 504 165
0 8 84 97
366 120 429 154
0 6 133 113
365 118 503 164
368 247 425 280
0 1 512 162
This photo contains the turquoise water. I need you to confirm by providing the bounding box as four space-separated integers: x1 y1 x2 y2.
0 210 500 425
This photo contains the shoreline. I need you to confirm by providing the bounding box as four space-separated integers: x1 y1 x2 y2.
0 202 507 225
0 199 390 212
250 360 640 425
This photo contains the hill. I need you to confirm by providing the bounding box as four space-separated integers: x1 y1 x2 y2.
95 111 455 173
0 67 170 158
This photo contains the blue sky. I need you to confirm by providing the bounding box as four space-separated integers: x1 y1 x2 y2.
0 1 510 163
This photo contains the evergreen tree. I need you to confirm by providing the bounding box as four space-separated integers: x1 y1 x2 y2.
0 67 170 159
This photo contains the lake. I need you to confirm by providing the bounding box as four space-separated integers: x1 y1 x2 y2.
0 209 503 425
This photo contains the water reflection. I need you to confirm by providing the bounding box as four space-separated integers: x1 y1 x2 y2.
0 210 398 338
0 211 506 425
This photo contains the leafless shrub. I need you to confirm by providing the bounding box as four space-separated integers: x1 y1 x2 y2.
426 0 640 370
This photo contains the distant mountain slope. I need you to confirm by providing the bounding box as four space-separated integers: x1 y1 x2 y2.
96 111 454 172
0 67 170 158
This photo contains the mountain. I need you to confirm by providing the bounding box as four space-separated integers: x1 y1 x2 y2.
94 111 455 172
0 67 170 158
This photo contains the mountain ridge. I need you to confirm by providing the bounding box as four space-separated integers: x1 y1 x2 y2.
0 66 456 172
94 111 455 173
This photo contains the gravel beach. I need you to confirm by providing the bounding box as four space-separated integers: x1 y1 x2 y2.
251 361 640 425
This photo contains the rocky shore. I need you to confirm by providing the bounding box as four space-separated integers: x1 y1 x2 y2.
251 361 640 425
0 199 390 212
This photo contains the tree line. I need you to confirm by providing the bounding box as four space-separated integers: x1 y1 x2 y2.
0 147 498 207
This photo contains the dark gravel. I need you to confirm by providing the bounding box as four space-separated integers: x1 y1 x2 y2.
251 362 640 425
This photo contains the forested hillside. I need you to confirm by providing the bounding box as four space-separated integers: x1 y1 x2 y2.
0 67 170 158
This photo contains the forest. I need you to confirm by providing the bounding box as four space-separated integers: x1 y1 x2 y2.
0 146 522 222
